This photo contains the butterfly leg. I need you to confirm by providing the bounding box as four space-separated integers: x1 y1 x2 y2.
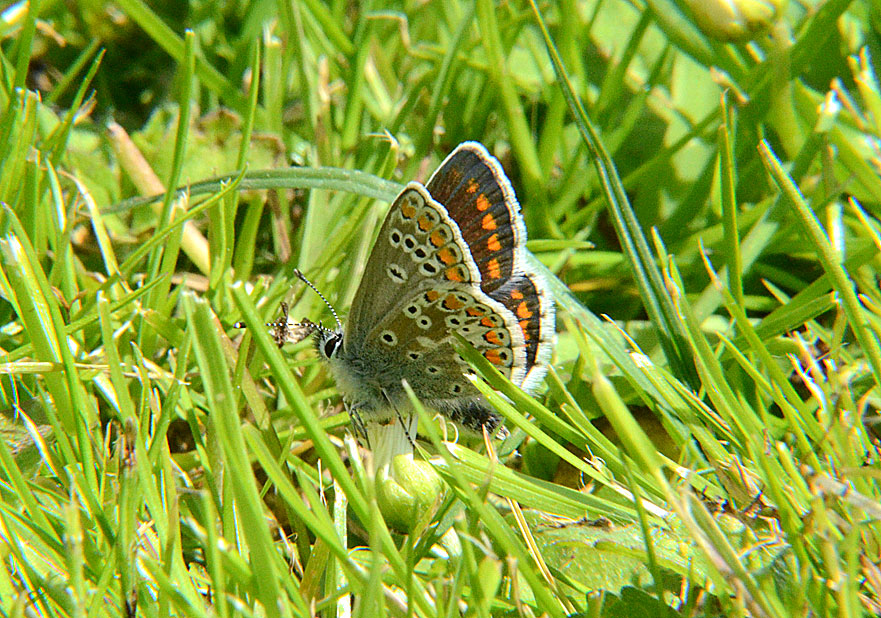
347 403 369 445
395 410 417 449
382 389 417 450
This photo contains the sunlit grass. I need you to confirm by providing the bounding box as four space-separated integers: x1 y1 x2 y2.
1 0 879 616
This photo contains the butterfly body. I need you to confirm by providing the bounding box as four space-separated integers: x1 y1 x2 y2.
294 143 555 435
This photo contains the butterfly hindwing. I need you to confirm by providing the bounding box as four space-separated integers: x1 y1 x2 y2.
426 142 555 388
351 281 524 431
489 273 555 391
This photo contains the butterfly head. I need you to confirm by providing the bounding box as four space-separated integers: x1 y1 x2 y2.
314 325 343 360
260 269 346 354
290 267 345 359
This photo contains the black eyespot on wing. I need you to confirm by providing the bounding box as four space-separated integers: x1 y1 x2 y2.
389 265 405 281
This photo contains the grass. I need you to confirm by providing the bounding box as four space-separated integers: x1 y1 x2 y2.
1 0 880 616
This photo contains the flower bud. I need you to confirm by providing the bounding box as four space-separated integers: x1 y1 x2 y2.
376 454 444 532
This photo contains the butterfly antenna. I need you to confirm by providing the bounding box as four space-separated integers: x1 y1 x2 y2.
294 269 343 332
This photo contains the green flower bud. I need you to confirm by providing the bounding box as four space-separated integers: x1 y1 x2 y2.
377 454 445 533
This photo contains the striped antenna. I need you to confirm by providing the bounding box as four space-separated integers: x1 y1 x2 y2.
294 269 342 333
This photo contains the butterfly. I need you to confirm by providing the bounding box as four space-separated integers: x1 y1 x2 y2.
273 142 555 437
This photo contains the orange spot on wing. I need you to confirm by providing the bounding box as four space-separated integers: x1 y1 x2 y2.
484 330 501 345
520 320 531 339
418 215 432 231
516 301 533 319
481 317 496 328
466 307 485 317
484 349 503 365
438 247 456 265
487 234 501 251
467 179 479 194
425 290 441 302
443 294 465 310
401 202 416 218
511 290 524 300
446 266 465 282
487 258 501 279
430 230 445 247
476 194 491 211
482 213 497 231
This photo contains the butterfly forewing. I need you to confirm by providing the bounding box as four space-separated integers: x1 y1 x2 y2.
347 178 528 376
346 184 480 344
426 143 526 295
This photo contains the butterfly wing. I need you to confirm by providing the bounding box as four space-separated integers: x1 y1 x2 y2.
487 273 555 392
346 183 479 344
427 142 555 388
344 280 525 432
339 144 554 433
426 142 525 294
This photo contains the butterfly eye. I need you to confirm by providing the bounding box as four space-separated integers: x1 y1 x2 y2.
323 334 342 358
